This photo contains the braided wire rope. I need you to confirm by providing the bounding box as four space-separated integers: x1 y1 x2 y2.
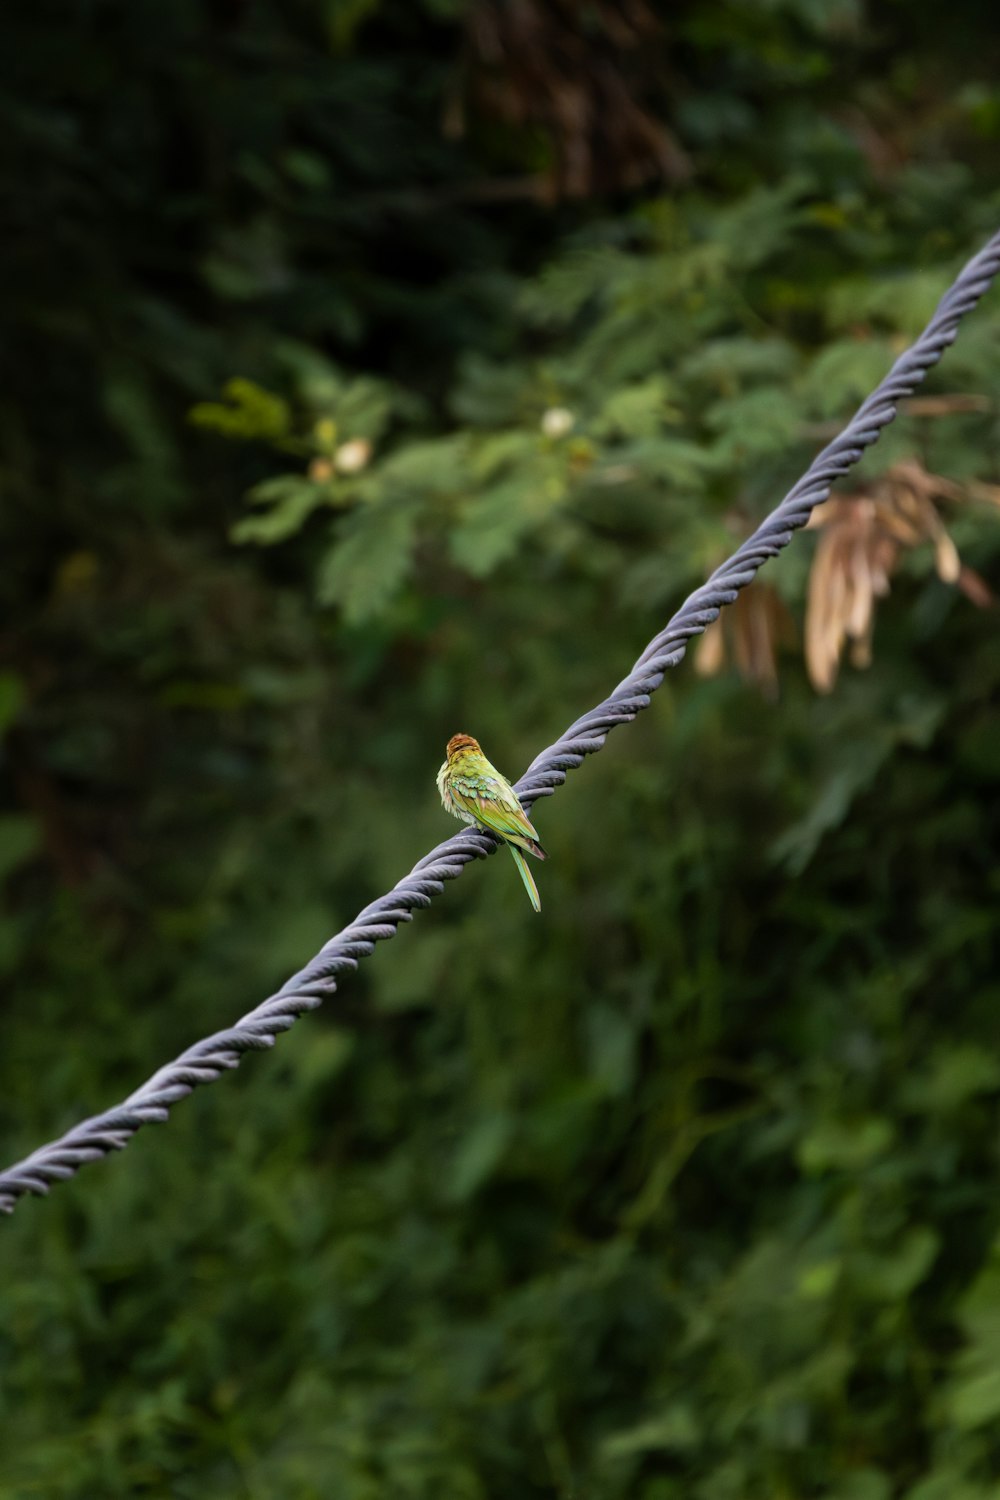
2 229 999 1216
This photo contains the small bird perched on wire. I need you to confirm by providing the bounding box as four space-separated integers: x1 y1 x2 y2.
437 733 547 912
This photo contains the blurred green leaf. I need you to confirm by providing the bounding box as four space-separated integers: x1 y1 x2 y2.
447 1111 513 1201
316 503 417 620
798 1117 895 1174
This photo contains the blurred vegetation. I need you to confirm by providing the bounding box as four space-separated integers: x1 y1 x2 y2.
2 0 1000 1495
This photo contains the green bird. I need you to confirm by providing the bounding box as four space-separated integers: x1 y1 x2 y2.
437 733 547 913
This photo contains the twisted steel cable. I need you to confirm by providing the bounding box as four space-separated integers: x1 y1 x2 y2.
2 228 999 1216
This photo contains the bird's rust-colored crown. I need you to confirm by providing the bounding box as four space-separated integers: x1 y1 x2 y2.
446 733 480 758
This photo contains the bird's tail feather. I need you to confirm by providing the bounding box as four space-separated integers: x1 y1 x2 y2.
509 844 541 913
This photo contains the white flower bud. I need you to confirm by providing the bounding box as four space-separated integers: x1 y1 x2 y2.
334 438 373 474
541 407 574 439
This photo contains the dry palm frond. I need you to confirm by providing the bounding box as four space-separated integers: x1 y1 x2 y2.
805 460 993 692
696 579 796 701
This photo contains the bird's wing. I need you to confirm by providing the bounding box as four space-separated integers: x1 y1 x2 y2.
449 778 545 854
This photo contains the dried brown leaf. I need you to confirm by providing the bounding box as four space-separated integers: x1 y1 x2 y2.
956 566 995 608
933 530 962 584
694 617 726 678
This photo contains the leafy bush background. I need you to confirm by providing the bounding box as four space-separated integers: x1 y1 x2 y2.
2 1 1000 1495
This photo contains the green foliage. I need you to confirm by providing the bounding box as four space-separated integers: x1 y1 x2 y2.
190 379 292 444
2 1 1000 1497
204 182 1000 624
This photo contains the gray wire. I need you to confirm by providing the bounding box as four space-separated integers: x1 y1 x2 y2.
3 228 999 1216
